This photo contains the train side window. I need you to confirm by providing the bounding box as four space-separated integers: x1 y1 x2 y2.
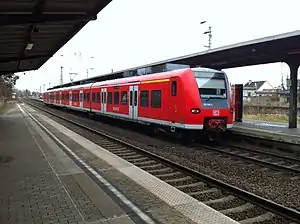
121 91 127 105
130 91 133 106
92 93 96 103
171 81 177 96
104 92 107 103
96 92 101 103
134 91 137 106
114 92 119 105
151 90 162 108
79 93 83 102
140 91 149 107
107 92 112 104
101 92 104 103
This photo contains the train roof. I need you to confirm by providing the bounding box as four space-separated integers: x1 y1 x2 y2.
191 67 224 73
45 67 225 93
92 68 192 87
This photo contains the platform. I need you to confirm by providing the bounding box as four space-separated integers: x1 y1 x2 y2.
231 119 300 145
0 103 238 224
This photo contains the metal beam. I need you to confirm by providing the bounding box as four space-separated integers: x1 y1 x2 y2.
18 0 47 69
0 54 52 63
0 14 97 26
287 59 299 128
0 67 32 75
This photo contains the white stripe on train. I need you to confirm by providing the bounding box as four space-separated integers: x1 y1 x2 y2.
45 102 233 130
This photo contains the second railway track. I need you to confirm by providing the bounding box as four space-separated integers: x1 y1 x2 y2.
22 99 300 224
196 142 300 177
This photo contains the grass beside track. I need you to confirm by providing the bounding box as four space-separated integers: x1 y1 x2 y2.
244 113 300 123
0 101 16 115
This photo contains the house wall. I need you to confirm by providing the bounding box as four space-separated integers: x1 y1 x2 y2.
243 82 274 100
257 82 273 91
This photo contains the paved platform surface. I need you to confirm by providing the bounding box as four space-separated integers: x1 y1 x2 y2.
0 105 142 224
231 119 300 145
0 103 239 224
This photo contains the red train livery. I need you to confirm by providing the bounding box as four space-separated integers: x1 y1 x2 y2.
44 67 234 136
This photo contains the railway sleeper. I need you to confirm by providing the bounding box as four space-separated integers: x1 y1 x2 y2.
188 188 219 196
138 162 163 169
113 151 137 156
176 181 206 190
164 176 192 184
147 167 173 174
220 203 255 215
120 154 143 160
203 195 236 205
260 158 273 162
127 157 149 163
286 164 299 168
239 212 275 224
155 171 182 178
272 160 285 165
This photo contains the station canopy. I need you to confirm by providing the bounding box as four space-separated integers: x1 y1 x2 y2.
0 0 112 75
49 30 300 90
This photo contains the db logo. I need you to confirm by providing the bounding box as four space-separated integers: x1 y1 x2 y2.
213 110 220 116
113 107 120 112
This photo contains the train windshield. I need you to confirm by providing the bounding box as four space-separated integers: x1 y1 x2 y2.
193 71 227 100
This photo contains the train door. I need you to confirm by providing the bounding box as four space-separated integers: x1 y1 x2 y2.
129 86 138 120
59 91 62 105
69 91 72 106
169 78 178 123
101 88 107 114
79 89 83 108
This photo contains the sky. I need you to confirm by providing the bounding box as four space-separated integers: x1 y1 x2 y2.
15 0 300 92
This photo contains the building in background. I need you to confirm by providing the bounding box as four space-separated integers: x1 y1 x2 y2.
243 80 274 101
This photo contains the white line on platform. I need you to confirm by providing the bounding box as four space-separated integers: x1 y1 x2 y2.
18 104 156 224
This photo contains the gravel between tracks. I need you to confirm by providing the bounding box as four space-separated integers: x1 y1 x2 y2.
31 102 300 211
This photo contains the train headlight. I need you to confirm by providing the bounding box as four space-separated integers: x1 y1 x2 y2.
190 108 201 114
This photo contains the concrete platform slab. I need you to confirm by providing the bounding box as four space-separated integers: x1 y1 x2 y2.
0 104 142 224
231 120 300 145
18 102 239 224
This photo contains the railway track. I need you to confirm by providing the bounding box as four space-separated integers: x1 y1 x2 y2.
198 142 300 178
22 99 300 223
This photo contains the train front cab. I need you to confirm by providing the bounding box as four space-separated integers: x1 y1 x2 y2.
183 68 233 133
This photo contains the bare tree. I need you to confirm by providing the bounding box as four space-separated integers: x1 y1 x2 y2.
0 73 19 99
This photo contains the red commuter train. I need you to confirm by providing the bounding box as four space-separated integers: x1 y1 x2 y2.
43 67 233 138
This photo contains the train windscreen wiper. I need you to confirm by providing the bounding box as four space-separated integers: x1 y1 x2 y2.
205 96 225 102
